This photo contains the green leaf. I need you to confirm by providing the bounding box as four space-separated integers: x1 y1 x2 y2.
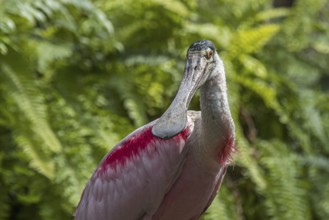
2 65 62 153
229 24 280 57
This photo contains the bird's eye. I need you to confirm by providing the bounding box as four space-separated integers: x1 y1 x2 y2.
205 49 213 60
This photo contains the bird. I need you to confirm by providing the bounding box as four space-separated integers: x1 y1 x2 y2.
74 40 235 220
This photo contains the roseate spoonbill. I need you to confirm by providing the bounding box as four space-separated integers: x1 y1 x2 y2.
75 40 235 220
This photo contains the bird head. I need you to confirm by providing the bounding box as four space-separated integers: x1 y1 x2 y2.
185 40 218 89
152 40 223 139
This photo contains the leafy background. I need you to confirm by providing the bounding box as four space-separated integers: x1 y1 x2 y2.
0 0 328 219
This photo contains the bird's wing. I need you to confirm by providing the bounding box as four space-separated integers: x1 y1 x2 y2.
74 119 194 220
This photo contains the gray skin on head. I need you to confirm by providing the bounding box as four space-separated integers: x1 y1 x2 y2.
152 40 217 139
188 40 215 53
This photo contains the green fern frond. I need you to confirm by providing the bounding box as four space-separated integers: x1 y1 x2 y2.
110 76 148 127
14 132 54 179
122 89 148 127
259 140 311 220
299 155 329 171
255 8 290 22
300 90 328 145
313 41 329 54
232 74 280 111
229 24 280 57
309 169 329 219
53 156 82 208
152 0 189 17
235 137 267 191
2 65 62 153
239 54 268 79
1 64 63 179
185 23 232 48
33 41 72 75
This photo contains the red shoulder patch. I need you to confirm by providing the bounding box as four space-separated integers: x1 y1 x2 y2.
218 134 235 166
100 126 190 171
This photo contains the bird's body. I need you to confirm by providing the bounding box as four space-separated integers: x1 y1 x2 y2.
75 40 235 220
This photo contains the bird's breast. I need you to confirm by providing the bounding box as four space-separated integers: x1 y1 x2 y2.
152 150 227 220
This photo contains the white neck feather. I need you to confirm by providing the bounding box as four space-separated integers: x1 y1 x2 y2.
196 56 235 168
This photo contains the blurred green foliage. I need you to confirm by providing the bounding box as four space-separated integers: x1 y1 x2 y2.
0 0 328 219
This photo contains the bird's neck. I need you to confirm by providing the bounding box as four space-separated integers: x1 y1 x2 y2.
197 67 235 168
